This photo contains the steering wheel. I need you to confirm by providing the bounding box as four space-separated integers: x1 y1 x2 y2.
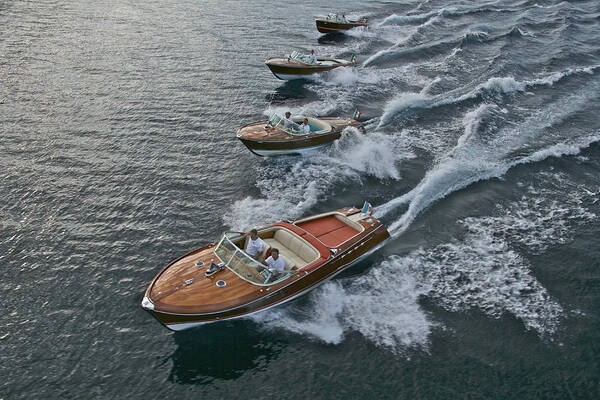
260 269 273 284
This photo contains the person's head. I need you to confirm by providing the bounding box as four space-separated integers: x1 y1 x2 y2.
285 111 291 119
303 118 308 125
250 229 258 240
271 248 279 259
310 49 314 55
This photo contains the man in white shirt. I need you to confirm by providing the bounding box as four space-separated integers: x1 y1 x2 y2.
245 229 264 261
300 118 311 134
284 111 293 126
305 49 317 64
264 248 285 275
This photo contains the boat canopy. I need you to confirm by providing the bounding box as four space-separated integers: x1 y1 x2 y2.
214 232 290 285
267 114 332 136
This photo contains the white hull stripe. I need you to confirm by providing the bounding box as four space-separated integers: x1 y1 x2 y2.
249 143 329 156
272 72 319 80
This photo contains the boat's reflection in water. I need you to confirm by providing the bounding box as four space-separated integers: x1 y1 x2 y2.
168 321 285 384
317 32 349 45
265 79 317 103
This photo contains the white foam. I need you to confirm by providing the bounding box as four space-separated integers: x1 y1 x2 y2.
530 64 599 87
343 26 377 39
378 92 432 127
247 170 594 348
376 78 600 234
379 11 439 26
315 66 382 88
252 256 434 353
225 129 410 231
407 223 564 335
417 176 599 334
325 128 413 180
456 103 499 148
376 65 598 128
364 14 441 67
461 177 598 254
464 30 490 41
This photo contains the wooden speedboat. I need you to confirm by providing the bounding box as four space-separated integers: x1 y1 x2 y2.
141 203 390 331
265 51 356 80
236 113 365 156
316 14 368 34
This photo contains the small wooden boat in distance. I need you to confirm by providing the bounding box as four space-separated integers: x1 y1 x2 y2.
265 51 356 80
141 202 390 331
236 113 365 156
316 13 368 34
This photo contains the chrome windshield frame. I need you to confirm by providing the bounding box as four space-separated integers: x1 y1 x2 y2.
214 232 292 286
268 114 308 136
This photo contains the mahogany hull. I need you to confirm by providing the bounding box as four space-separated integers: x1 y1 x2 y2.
316 19 368 33
238 131 341 156
236 117 365 157
142 208 390 330
265 57 354 80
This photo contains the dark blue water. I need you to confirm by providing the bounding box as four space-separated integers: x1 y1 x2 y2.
2 0 599 398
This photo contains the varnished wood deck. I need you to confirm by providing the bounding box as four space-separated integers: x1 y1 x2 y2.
149 245 268 314
143 208 390 325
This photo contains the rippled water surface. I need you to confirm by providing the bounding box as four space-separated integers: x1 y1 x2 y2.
2 0 599 398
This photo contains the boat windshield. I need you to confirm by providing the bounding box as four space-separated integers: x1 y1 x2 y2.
268 114 307 136
214 233 290 285
289 50 307 63
327 13 348 23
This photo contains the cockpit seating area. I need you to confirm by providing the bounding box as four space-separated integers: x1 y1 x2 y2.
263 228 319 270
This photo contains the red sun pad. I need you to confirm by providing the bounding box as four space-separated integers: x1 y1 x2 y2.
297 215 360 247
297 216 347 237
318 225 359 247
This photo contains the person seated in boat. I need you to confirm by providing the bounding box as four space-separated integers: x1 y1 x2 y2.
284 111 293 126
300 118 311 134
305 50 317 65
245 229 264 261
263 248 285 277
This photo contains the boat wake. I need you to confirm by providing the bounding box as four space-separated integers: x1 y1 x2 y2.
376 71 600 230
244 77 600 353
250 161 598 353
227 0 600 355
379 1 506 27
250 256 435 353
225 129 409 232
378 65 599 128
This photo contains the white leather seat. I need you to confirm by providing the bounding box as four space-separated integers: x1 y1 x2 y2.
264 228 319 269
